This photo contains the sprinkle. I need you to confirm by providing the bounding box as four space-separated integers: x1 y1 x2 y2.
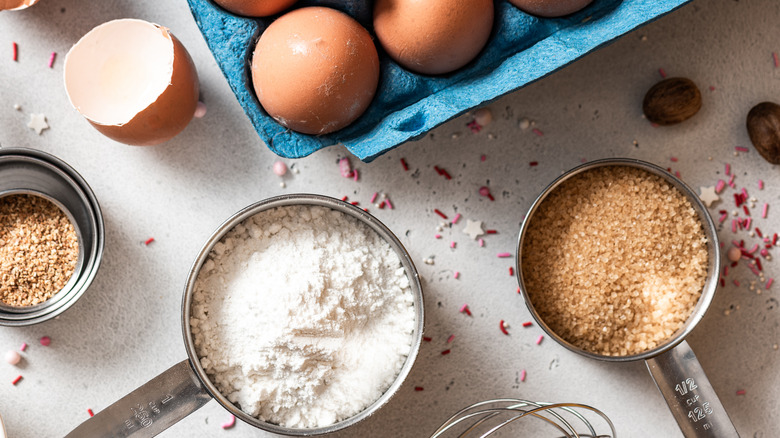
467 120 482 133
749 243 760 254
88 409 94 417
774 233 778 245
774 52 779 68
499 320 509 335
725 163 731 176
441 349 451 355
479 186 494 201
221 414 236 429
675 171 681 179
350 201 359 206
435 234 442 239
536 335 544 345
709 85 716 91
450 241 456 249
520 369 526 382
659 67 667 78
434 209 448 219
423 336 432 342
731 219 737 233
452 213 462 224
729 174 736 187
497 252 511 258
338 157 353 178
719 212 728 223
735 146 750 153
522 321 533 327
460 304 472 316
20 343 27 352
341 196 348 202
385 198 394 209
144 237 155 246
715 180 726 193
353 169 359 182
733 280 741 287
720 278 725 287
670 157 678 162
723 266 729 276
370 192 378 203
531 129 544 137
414 386 424 391
478 238 484 247
454 271 459 279
529 161 539 166
509 266 514 276
481 154 486 162
756 258 764 271
768 278 775 289
39 336 51 346
400 158 409 171
736 389 747 396
12 375 22 386
763 203 769 218
749 264 760 276
48 52 56 68
447 335 455 344
745 217 752 230
434 165 452 180
486 230 498 234
756 228 764 238
761 249 769 258
12 42 18 61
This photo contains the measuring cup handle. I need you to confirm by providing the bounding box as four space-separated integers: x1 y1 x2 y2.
64 359 212 437
645 340 739 437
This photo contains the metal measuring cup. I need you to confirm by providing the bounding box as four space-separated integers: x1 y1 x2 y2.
516 158 738 437
65 194 424 437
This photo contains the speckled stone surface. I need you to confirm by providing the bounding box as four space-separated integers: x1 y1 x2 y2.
1 0 780 437
188 0 691 161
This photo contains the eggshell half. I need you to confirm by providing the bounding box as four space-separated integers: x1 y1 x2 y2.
0 0 40 11
211 0 297 17
251 7 379 135
64 19 199 146
508 0 594 18
373 0 494 75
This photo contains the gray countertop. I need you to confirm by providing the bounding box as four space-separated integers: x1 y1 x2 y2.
1 0 778 436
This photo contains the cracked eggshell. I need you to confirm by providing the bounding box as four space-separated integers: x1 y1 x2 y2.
0 0 40 11
64 19 199 146
212 0 297 17
373 0 494 75
251 7 379 135
508 0 593 17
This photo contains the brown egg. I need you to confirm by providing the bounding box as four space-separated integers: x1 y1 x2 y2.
64 19 199 146
508 0 593 18
251 7 379 135
211 0 297 17
373 0 494 75
0 0 40 11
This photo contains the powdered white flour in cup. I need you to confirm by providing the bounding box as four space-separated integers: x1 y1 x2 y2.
190 204 416 428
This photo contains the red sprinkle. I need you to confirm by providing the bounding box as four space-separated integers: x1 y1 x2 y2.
509 266 514 276
499 320 509 335
12 375 22 385
774 52 779 68
774 233 778 245
441 349 451 356
447 334 455 344
736 389 747 396
756 228 763 238
744 205 751 216
88 409 94 417
400 158 409 171
529 161 539 166
341 195 348 201
720 278 725 287
12 42 18 61
414 386 424 391
39 336 51 346
423 336 433 342
485 230 497 234
756 258 763 271
460 304 472 316
434 209 448 219
522 321 533 327
144 237 155 246
670 157 678 162
531 128 544 137
350 201 359 206
659 67 667 78
467 120 482 133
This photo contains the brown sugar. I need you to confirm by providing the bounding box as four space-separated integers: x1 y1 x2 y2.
0 194 79 307
521 166 708 356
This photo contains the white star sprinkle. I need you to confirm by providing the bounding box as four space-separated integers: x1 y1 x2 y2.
463 219 484 240
699 186 719 207
27 113 49 135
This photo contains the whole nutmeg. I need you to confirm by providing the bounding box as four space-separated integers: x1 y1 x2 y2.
642 77 702 125
747 101 780 164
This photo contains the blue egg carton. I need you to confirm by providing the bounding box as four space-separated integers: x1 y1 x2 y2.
187 0 691 162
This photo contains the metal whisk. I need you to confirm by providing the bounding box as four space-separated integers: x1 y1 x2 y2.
430 398 616 438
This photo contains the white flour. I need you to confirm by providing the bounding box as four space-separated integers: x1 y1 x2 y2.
190 204 416 428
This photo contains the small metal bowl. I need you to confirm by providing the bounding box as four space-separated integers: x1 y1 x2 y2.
0 148 104 326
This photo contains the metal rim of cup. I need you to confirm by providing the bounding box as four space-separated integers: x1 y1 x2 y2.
0 148 104 326
180 193 425 435
515 158 720 362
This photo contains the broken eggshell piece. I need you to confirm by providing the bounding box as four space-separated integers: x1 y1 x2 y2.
0 0 40 11
64 19 199 146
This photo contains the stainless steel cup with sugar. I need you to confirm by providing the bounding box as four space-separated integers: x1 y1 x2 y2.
516 158 738 437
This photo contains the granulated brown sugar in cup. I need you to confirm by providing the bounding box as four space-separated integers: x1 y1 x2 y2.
521 166 708 356
0 194 79 307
